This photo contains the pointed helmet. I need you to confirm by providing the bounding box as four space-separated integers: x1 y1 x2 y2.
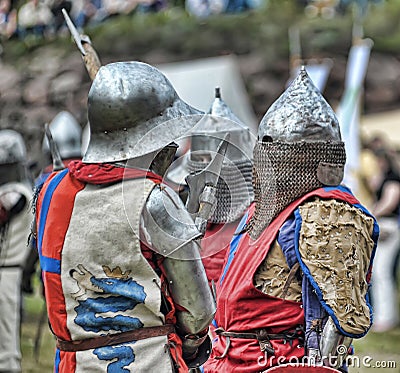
249 67 346 239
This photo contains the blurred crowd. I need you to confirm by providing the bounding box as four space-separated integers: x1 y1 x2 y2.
1 0 374 42
0 0 168 41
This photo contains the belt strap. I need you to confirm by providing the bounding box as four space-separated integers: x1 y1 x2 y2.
215 327 303 341
214 326 304 358
56 324 176 352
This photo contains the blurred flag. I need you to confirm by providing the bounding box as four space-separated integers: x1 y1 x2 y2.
336 38 373 195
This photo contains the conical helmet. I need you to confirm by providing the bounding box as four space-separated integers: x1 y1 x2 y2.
249 67 346 240
83 61 204 163
42 111 82 160
258 67 342 143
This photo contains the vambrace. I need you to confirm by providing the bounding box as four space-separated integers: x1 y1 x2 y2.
142 184 216 361
319 317 352 369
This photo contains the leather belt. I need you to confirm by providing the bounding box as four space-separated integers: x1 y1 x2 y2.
56 324 176 352
214 326 304 359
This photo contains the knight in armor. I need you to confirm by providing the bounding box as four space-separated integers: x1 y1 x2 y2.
203 68 379 372
34 61 215 372
0 130 33 373
167 87 254 286
22 111 83 295
39 110 83 183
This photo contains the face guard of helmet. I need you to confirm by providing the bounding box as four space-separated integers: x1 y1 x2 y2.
168 87 254 224
0 129 29 186
248 67 346 240
42 111 82 164
83 61 204 164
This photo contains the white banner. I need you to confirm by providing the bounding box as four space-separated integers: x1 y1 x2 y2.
336 38 373 196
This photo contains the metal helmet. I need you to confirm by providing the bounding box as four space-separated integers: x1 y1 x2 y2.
83 61 204 163
0 129 28 185
168 87 254 224
43 111 82 160
81 122 90 156
258 67 342 143
190 87 253 162
0 129 27 165
248 67 346 240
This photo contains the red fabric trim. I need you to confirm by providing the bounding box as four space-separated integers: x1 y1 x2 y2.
167 333 188 373
201 221 239 285
37 172 85 341
68 160 163 184
58 348 77 373
43 158 80 174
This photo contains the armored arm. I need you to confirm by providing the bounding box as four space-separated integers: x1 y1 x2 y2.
296 198 377 368
141 184 216 366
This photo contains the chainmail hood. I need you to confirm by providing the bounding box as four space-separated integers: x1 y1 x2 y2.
248 141 346 239
187 155 253 224
247 67 346 240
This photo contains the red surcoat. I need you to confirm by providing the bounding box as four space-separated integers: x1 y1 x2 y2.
204 187 362 372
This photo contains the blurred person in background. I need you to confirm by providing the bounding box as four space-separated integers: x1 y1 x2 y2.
17 0 54 39
0 0 17 39
46 0 72 32
368 146 400 332
0 130 33 373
